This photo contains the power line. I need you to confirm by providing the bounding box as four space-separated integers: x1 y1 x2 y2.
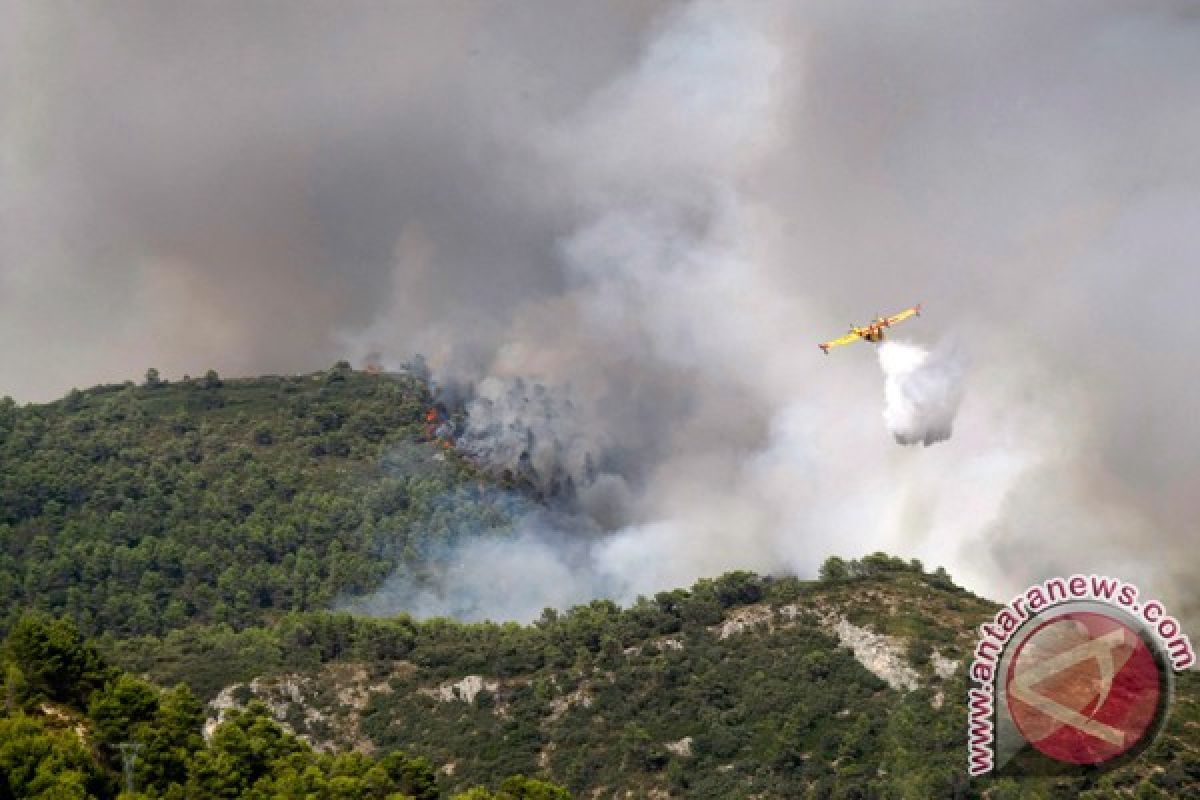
113 742 144 796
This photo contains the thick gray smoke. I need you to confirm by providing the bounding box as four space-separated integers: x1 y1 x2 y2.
5 2 1200 625
456 376 636 527
879 341 966 447
351 1 1200 624
459 378 595 491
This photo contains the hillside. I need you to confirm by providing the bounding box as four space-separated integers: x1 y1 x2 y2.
0 613 569 799
0 364 509 637
2 371 1196 798
117 562 1200 799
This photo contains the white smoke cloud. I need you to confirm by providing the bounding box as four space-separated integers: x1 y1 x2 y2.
348 525 611 623
344 0 1200 627
879 340 966 447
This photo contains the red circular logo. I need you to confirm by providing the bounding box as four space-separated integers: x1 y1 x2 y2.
1005 611 1162 765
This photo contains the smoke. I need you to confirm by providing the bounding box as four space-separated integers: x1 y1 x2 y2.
344 500 613 623
346 0 1200 625
879 340 966 447
459 378 594 490
6 2 1200 625
384 531 604 623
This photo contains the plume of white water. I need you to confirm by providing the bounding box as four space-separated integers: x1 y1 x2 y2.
879 340 966 447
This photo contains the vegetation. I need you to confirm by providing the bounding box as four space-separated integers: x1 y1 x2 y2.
0 613 570 799
107 564 1200 799
0 366 511 638
3 370 1196 797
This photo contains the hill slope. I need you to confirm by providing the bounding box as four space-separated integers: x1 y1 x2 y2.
3 371 1195 798
0 613 570 799
0 364 502 637
127 563 1199 799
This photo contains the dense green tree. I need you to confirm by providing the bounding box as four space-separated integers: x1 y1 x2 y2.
0 714 105 799
452 775 571 800
378 750 439 800
186 702 307 798
138 684 206 791
87 674 160 748
818 555 849 582
4 613 111 707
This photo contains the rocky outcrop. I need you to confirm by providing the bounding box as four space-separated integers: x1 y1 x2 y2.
829 617 921 692
931 649 960 680
708 601 946 692
665 736 693 757
422 674 498 704
715 605 774 639
548 685 593 721
205 662 403 752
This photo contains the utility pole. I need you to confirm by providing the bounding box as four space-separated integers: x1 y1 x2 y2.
113 742 144 796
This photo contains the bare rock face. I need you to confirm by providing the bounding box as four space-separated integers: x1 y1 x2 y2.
427 674 498 704
665 736 693 757
204 684 242 740
548 686 593 721
706 602 948 693
716 605 774 639
931 649 960 681
830 618 921 692
205 677 323 745
204 662 405 752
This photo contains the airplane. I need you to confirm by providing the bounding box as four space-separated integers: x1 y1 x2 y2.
818 303 921 354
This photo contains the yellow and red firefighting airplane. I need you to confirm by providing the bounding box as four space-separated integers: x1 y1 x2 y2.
818 303 921 354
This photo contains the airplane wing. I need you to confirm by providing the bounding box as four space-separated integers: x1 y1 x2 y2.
883 304 921 326
818 331 862 353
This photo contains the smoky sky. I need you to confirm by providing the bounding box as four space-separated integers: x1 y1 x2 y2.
1 0 663 394
4 1 1199 621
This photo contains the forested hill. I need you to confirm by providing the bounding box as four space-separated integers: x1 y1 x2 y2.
112 563 1200 799
0 613 570 799
0 363 497 638
3 370 1197 798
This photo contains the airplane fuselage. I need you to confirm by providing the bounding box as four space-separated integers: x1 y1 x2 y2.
853 320 888 342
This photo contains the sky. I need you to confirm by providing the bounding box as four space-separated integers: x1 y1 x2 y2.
3 1 1198 622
